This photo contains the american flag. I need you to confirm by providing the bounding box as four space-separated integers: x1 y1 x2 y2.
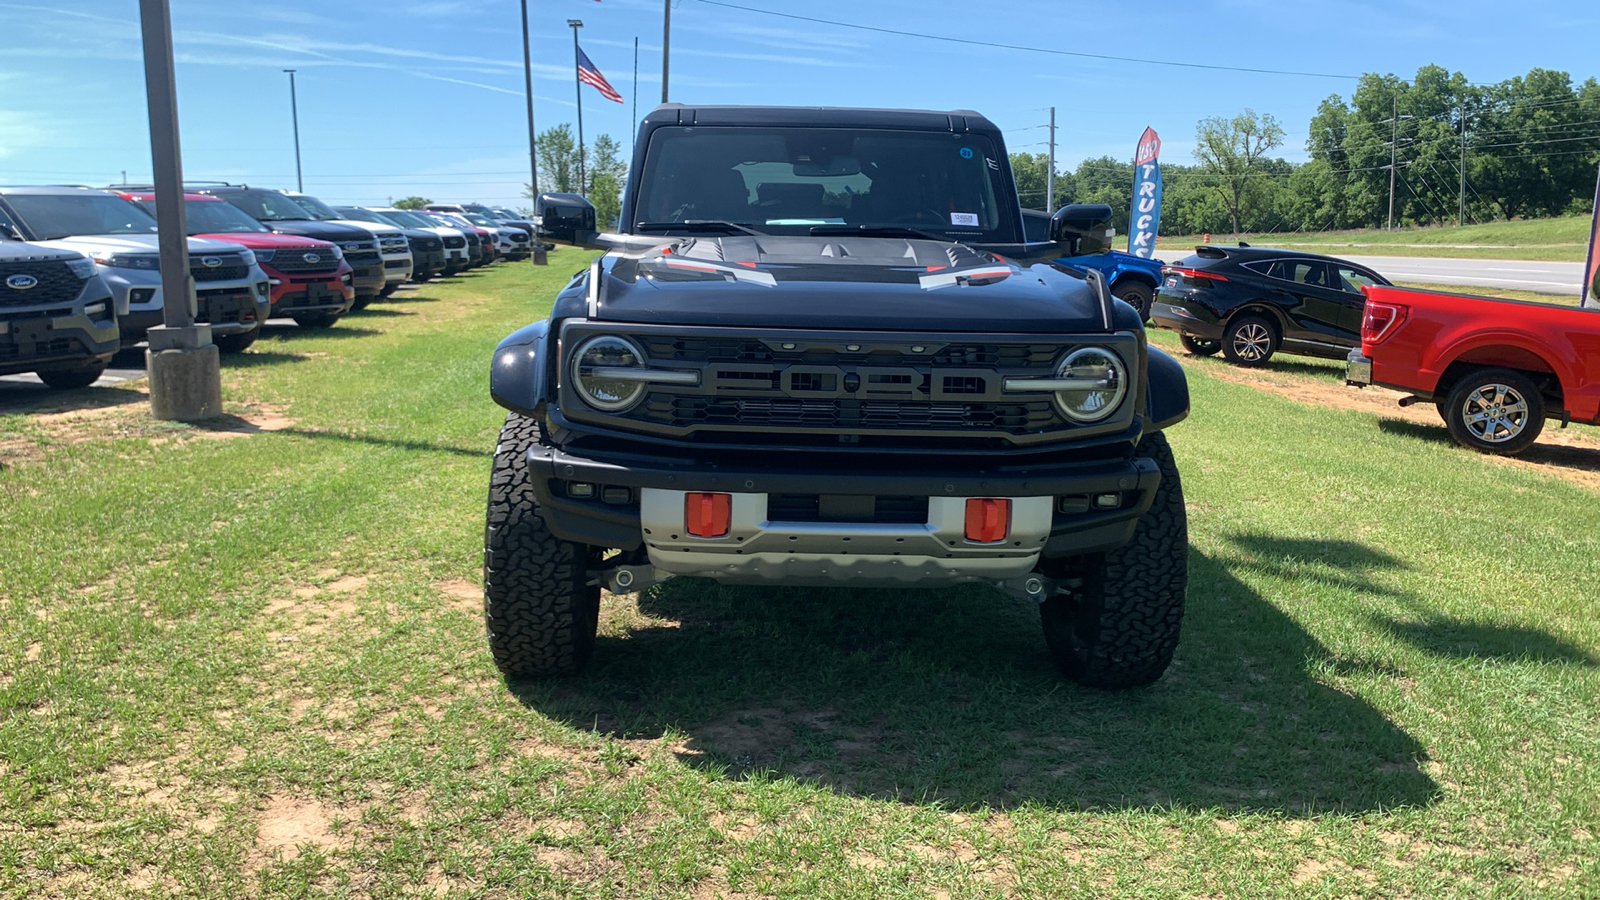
577 46 624 104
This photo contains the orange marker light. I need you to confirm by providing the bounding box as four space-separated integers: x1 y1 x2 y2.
685 492 732 538
964 498 1011 543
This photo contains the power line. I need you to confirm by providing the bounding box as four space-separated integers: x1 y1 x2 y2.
691 0 1358 80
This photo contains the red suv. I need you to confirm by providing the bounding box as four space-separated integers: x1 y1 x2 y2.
117 191 356 329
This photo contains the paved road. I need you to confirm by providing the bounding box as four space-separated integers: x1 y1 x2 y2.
1314 255 1582 296
0 347 146 400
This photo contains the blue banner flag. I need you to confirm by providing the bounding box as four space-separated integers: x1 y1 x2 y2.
1585 164 1600 309
1128 127 1162 258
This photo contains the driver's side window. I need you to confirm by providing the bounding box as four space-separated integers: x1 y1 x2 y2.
1336 266 1379 294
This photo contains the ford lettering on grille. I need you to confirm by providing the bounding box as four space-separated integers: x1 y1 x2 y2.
201 256 222 268
303 252 321 264
5 274 39 290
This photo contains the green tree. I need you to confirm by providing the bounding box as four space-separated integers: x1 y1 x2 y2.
1194 109 1285 234
1072 156 1133 234
394 196 431 210
1009 152 1072 211
523 126 629 226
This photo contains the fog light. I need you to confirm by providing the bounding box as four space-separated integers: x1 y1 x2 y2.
1094 493 1120 509
130 288 156 305
601 486 632 505
568 482 595 498
685 492 732 538
964 498 1011 543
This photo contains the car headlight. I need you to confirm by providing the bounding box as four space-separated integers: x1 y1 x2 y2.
253 249 276 263
570 335 648 412
99 253 160 270
238 249 256 266
66 258 98 279
1052 347 1126 422
329 246 343 260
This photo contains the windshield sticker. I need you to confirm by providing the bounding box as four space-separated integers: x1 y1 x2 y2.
959 147 974 159
950 212 979 227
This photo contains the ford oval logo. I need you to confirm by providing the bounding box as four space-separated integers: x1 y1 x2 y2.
5 274 38 290
201 256 222 268
342 242 360 251
303 252 322 264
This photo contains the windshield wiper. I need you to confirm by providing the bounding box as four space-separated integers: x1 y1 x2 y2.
809 224 951 242
636 220 764 236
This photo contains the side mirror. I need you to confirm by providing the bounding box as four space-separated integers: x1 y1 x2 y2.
1050 203 1116 256
535 192 598 247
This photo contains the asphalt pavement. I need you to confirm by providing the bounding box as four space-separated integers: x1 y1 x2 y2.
1332 255 1585 296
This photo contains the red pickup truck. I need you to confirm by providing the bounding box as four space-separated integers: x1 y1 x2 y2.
1346 284 1600 455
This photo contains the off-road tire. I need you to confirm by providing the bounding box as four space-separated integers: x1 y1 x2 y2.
1442 367 1546 456
1112 281 1153 320
1040 431 1188 688
291 312 341 329
484 412 601 677
213 327 259 354
1222 315 1277 367
37 362 107 390
1179 334 1221 356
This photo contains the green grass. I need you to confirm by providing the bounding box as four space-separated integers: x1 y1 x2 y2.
1158 214 1595 261
3 256 1600 897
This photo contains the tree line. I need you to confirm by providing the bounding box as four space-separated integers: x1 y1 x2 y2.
1014 64 1600 235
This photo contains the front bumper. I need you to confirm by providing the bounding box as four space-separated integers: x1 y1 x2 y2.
525 443 1162 579
273 280 355 317
1150 300 1223 340
349 263 386 297
382 252 415 285
118 279 271 342
1346 349 1372 387
0 299 120 377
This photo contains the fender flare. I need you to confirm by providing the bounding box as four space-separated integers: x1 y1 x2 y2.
490 319 552 417
1144 345 1189 430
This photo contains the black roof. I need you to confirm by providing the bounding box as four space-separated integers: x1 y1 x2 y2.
641 103 1000 134
1186 244 1368 265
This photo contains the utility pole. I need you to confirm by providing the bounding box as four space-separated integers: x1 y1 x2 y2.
520 0 546 264
284 69 303 193
661 0 671 104
1459 101 1467 227
569 19 586 197
139 0 221 421
1388 94 1397 231
1046 106 1056 210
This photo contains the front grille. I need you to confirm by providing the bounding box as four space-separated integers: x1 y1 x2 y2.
413 237 442 252
0 261 81 308
635 336 1061 370
644 397 1057 432
271 252 339 274
384 259 408 270
509 232 529 243
195 288 257 326
345 250 381 264
444 236 466 249
191 256 249 282
380 238 409 253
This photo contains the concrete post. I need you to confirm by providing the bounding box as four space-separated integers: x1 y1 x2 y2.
139 0 222 421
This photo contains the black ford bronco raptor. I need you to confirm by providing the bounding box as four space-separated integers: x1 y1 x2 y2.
486 105 1191 688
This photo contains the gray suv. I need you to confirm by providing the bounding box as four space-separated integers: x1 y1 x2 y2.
0 239 120 389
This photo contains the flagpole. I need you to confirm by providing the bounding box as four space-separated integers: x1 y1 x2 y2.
632 36 639 141
520 0 546 264
569 19 585 197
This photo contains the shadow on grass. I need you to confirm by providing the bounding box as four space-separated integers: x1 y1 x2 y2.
1379 418 1600 476
1374 615 1599 665
221 351 312 369
274 426 483 457
0 383 147 415
259 323 384 341
378 292 445 304
347 307 416 318
508 548 1439 813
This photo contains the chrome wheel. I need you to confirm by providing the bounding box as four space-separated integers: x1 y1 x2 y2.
1460 383 1531 444
1230 322 1272 362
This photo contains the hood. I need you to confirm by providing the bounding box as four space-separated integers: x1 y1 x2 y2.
262 220 373 243
191 232 334 251
0 241 88 263
34 234 249 256
593 236 1108 334
328 219 400 237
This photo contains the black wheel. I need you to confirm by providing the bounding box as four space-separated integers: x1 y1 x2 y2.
351 294 373 311
484 412 601 677
213 327 259 354
1040 431 1188 688
379 284 399 298
291 312 340 329
37 362 107 390
1222 315 1277 367
1112 281 1154 320
1442 368 1545 455
1178 334 1221 357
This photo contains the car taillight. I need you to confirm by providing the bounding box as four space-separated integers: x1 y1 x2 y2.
1362 301 1408 345
1160 266 1229 284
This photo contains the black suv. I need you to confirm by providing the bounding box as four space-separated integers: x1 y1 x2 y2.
193 186 387 304
484 105 1192 689
1150 245 1390 366
0 239 120 389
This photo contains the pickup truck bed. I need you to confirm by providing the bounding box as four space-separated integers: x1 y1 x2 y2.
1348 284 1600 454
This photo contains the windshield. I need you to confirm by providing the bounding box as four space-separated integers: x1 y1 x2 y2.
5 193 158 240
222 190 314 222
288 194 343 221
380 209 434 229
463 213 495 227
631 126 1019 241
132 198 269 235
334 207 386 225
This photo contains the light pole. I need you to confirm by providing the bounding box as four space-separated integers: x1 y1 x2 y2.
520 0 546 264
569 19 586 197
139 0 221 420
283 69 303 193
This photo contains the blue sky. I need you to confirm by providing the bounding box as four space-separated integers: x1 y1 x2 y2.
1 0 1596 208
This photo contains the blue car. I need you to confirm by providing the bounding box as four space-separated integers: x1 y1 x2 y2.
1022 208 1164 318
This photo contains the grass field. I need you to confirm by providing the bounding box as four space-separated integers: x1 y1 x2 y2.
1157 215 1595 262
3 255 1599 898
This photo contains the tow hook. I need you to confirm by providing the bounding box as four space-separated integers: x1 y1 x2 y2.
995 573 1077 604
597 564 663 595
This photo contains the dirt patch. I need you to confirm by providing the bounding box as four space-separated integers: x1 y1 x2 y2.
0 394 294 468
1184 357 1600 492
253 795 350 863
434 578 481 614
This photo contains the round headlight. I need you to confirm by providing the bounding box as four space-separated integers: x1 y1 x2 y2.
1053 347 1126 422
570 335 648 412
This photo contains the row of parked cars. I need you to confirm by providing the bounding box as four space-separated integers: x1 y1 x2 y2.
0 185 535 388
